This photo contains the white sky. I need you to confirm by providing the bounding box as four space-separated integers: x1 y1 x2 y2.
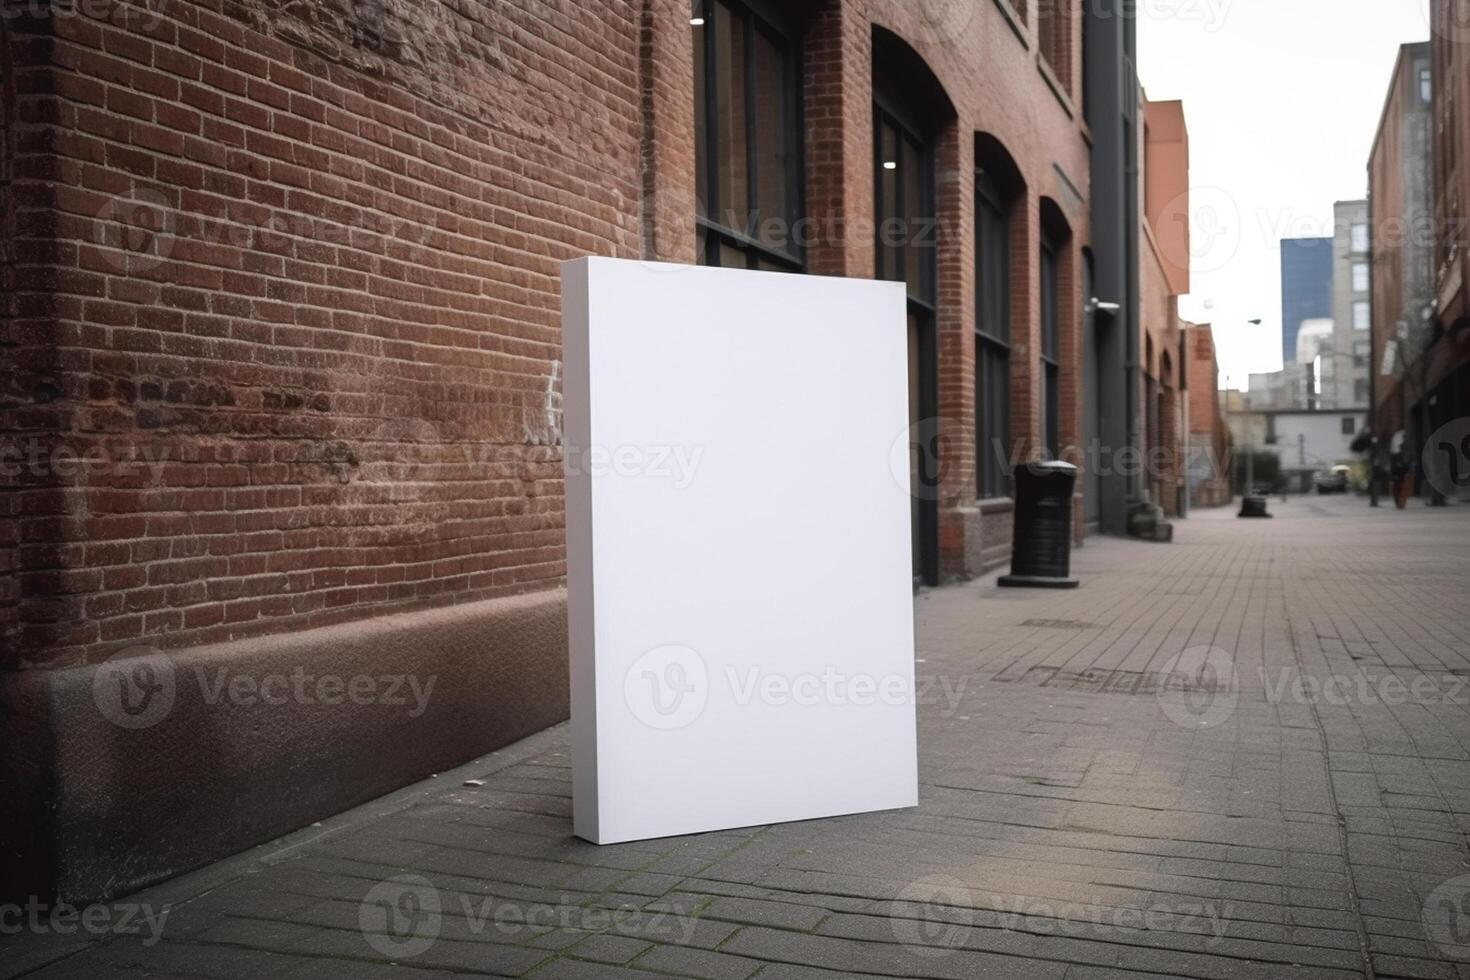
1136 0 1432 390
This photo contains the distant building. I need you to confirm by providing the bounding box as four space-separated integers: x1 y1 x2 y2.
1421 2 1470 486
1184 325 1232 507
1225 397 1366 494
1368 42 1436 487
1247 364 1315 411
1329 200 1372 409
1139 99 1192 519
1264 410 1370 493
1280 237 1333 364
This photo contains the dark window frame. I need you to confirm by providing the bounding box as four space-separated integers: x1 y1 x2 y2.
975 170 1012 499
1040 229 1062 460
873 99 938 307
874 92 939 587
693 0 805 272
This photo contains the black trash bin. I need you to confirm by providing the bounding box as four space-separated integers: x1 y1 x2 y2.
1238 495 1272 518
999 460 1079 589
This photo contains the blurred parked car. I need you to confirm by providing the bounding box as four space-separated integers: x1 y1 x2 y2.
1314 467 1350 494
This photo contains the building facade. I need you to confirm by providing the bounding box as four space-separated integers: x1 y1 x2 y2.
1184 323 1231 508
1415 1 1470 482
1265 410 1369 493
1433 0 1470 337
1280 236 1333 365
1328 199 1372 409
1 0 1158 902
1138 99 1190 519
1369 42 1436 486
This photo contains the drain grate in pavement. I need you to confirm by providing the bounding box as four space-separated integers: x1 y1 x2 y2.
1010 665 1232 696
1020 618 1100 630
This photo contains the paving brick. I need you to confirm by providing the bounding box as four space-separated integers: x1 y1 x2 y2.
10 498 1470 979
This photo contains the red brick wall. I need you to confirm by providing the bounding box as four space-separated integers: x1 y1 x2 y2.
5 0 1095 664
2 0 704 669
1184 325 1231 508
1186 326 1219 434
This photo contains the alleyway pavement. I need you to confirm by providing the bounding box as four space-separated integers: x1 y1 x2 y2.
6 494 1470 980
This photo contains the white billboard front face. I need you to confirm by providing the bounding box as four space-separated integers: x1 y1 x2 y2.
562 257 917 844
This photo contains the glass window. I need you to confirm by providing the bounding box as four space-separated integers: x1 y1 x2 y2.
712 4 747 227
1038 0 1069 85
976 172 1011 499
874 109 935 307
1353 300 1370 330
875 98 937 585
1040 235 1061 459
1352 261 1369 293
752 31 789 251
693 1 802 271
1342 417 1356 435
1350 222 1369 254
903 134 926 301
1421 67 1432 103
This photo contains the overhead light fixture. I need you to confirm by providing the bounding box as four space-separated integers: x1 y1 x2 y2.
690 16 705 26
882 160 897 170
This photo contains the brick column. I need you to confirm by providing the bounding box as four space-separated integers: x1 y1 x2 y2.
934 121 977 578
1159 385 1180 516
803 0 873 279
1010 189 1040 463
639 0 697 264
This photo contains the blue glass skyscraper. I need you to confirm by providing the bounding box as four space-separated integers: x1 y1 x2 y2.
1280 237 1332 363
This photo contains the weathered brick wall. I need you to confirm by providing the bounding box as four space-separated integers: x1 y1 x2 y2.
4 0 1094 664
1 0 673 669
2 7 67 666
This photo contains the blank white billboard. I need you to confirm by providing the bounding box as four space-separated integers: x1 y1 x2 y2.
562 257 917 844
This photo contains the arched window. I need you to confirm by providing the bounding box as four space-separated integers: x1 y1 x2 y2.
873 27 953 586
974 135 1024 499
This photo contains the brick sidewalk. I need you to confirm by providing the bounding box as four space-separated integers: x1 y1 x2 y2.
5 495 1470 980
